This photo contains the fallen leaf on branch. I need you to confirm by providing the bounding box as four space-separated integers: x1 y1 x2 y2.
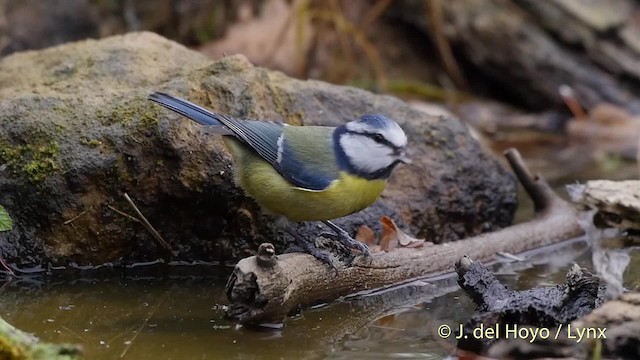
380 216 429 251
355 225 376 246
355 217 431 253
379 218 395 252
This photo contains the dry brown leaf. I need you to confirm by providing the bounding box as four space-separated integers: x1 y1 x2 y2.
355 224 376 246
380 216 427 250
379 216 397 252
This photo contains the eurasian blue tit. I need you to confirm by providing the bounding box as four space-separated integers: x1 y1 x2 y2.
149 92 409 265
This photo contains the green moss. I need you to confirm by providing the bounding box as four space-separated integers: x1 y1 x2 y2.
95 108 106 122
107 104 136 125
114 155 132 183
52 103 80 123
80 138 102 147
0 316 82 359
98 97 159 128
139 109 159 128
85 56 95 68
424 128 445 148
0 140 60 183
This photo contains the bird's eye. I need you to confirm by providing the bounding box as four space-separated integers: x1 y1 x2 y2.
373 134 385 142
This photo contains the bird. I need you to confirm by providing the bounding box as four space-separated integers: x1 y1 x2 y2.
148 92 410 266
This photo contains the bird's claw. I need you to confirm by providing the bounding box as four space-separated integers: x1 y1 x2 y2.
304 245 337 271
284 228 338 270
318 230 371 257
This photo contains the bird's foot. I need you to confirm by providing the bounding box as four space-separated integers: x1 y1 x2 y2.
321 220 372 257
298 240 337 271
319 231 371 257
283 228 337 270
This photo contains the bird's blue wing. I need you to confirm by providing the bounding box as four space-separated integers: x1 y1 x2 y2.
225 120 338 191
149 92 283 166
218 117 285 166
272 126 339 191
148 92 337 190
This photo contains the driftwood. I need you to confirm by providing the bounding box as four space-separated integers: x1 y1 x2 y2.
569 180 640 300
486 292 640 359
454 256 603 355
225 148 585 324
569 180 640 231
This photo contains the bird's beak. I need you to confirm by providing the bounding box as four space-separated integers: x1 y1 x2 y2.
399 155 412 164
396 150 411 164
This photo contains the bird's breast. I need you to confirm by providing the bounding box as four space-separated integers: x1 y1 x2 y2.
240 163 386 222
222 137 387 221
274 172 387 222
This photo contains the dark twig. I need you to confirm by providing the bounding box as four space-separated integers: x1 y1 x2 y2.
123 193 175 256
504 148 555 212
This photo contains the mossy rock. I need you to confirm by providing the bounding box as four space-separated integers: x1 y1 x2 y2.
0 32 517 266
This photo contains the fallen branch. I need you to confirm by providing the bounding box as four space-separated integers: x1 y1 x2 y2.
225 148 585 324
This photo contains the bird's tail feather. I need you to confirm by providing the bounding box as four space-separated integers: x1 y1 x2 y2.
148 92 226 127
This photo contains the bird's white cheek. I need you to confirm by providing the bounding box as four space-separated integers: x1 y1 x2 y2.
340 135 395 173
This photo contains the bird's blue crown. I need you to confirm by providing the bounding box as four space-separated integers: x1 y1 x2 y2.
355 114 396 129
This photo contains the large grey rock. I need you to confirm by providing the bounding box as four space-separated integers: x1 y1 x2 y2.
0 32 517 266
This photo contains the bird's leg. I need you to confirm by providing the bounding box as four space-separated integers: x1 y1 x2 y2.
321 220 371 256
283 226 337 269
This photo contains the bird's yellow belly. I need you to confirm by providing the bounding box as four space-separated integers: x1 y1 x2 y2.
225 139 386 222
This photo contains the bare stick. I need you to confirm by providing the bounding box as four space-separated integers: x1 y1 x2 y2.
107 205 141 223
63 210 88 225
123 193 175 256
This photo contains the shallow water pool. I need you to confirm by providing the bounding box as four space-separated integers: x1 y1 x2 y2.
2 236 637 359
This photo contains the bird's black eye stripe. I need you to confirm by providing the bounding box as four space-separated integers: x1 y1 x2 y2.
348 130 399 150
